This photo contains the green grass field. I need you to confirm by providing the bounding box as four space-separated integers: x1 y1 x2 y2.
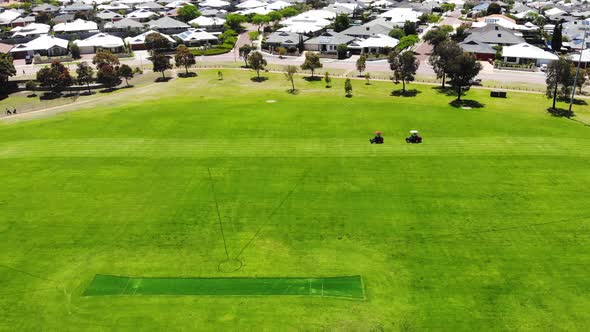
1 70 590 330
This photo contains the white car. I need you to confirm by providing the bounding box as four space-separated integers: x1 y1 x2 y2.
540 64 548 72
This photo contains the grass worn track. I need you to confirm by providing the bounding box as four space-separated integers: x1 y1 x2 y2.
1 70 590 330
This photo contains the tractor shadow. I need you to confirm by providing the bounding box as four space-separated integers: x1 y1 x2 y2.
390 89 421 97
450 99 485 109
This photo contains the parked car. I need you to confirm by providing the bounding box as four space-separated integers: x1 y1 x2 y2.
25 55 33 64
540 64 547 72
469 78 482 86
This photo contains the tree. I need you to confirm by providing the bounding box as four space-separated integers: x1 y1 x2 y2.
0 52 16 86
356 53 367 75
441 3 455 12
447 53 482 101
174 44 196 75
546 56 574 109
92 50 119 69
487 2 502 14
334 14 350 32
35 11 51 24
428 40 463 88
96 63 122 89
177 4 200 22
239 44 252 67
403 21 417 36
551 24 563 53
423 27 450 50
389 50 419 93
145 32 170 53
324 71 331 88
396 35 419 52
249 31 260 45
225 13 247 31
118 64 134 87
336 44 348 59
453 24 470 42
285 65 297 92
267 11 282 24
248 51 267 80
36 61 73 94
69 42 81 59
151 52 172 79
365 72 371 85
252 14 270 32
76 62 94 94
344 78 352 97
301 52 322 78
279 7 298 18
25 80 37 95
389 28 405 39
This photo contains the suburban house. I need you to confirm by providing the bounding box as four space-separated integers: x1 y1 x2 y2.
125 30 175 50
570 49 590 68
280 14 332 34
147 16 189 34
10 14 35 27
174 28 219 46
97 10 125 22
62 2 94 14
136 2 166 11
0 42 14 54
74 32 126 54
379 8 421 25
562 20 590 50
265 31 306 50
459 39 497 60
348 34 398 54
31 4 60 14
188 15 226 31
9 34 69 59
52 13 75 24
304 29 355 54
502 42 558 66
103 17 145 33
341 23 392 39
464 24 526 46
98 2 131 12
199 0 230 8
126 9 158 22
53 19 99 33
11 23 50 37
0 9 20 26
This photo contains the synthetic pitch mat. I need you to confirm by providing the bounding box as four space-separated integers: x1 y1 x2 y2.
83 275 365 299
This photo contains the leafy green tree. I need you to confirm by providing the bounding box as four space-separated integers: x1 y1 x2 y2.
428 40 463 88
403 21 417 36
118 64 134 87
389 50 419 93
334 14 350 32
285 65 297 92
151 52 172 80
396 35 419 52
239 44 252 67
365 72 371 85
279 7 298 17
69 42 81 59
35 11 51 24
92 50 119 69
247 51 267 80
252 14 270 32
145 33 170 53
453 24 470 42
441 3 455 12
76 62 94 94
301 52 322 78
36 61 73 94
389 28 405 39
356 53 367 75
336 44 348 59
225 13 247 31
249 31 260 45
177 4 201 22
546 56 574 109
487 2 502 14
344 78 352 97
551 24 563 53
0 52 16 86
324 71 331 88
174 44 196 75
96 63 121 89
267 11 282 23
447 53 482 101
423 27 449 49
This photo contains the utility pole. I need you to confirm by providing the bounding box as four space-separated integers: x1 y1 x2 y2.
569 21 589 113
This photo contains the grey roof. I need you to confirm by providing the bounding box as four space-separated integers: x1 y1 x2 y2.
137 2 165 10
32 4 60 12
53 13 76 24
97 10 125 20
511 3 532 14
265 31 306 45
305 29 356 45
464 24 525 45
341 23 391 37
11 15 35 24
104 17 145 29
148 16 189 29
459 40 496 54
364 17 396 29
63 2 94 11
563 20 590 41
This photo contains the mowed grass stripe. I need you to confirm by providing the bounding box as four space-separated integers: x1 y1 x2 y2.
83 275 365 299
2 137 590 158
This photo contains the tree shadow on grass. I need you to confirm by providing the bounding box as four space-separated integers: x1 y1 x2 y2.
450 99 485 109
155 77 172 83
286 89 299 95
557 97 588 105
250 76 268 82
433 86 461 97
40 92 61 100
547 107 574 118
390 89 421 97
303 76 322 82
178 72 197 78
26 93 37 98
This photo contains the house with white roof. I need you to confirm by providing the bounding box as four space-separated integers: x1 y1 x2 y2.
98 2 131 11
97 10 125 22
236 0 266 9
11 23 50 38
304 29 355 53
379 8 421 25
570 48 590 68
199 0 230 8
125 30 176 50
189 16 226 30
166 0 193 8
267 1 291 10
53 19 99 33
148 16 190 34
502 42 558 66
175 28 219 46
280 14 332 34
74 33 126 54
348 34 398 54
0 9 21 26
127 9 158 22
9 34 69 59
